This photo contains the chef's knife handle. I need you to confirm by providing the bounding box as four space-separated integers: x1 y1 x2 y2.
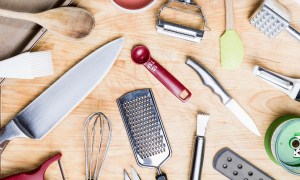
190 136 205 180
186 58 231 104
0 121 27 155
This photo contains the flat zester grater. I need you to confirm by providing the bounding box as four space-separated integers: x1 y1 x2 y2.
117 89 172 180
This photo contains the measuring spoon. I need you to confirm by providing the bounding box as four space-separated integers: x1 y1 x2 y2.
131 45 191 102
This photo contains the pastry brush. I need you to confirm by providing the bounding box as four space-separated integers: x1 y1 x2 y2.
0 51 53 79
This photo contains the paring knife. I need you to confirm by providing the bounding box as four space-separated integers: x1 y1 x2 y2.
253 65 300 102
0 38 124 154
186 58 261 136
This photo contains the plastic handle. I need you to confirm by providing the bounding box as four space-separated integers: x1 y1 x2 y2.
190 136 205 180
2 153 62 180
144 57 191 102
186 58 231 104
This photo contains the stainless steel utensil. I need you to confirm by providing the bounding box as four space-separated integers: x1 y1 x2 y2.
186 58 261 136
190 114 209 180
253 65 300 101
156 0 208 42
117 89 171 180
124 167 141 180
0 38 124 154
83 112 112 180
249 0 300 40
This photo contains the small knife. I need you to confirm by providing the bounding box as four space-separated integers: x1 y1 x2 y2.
0 38 124 154
186 58 261 136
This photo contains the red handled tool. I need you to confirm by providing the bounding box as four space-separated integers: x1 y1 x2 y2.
2 153 66 180
131 45 191 102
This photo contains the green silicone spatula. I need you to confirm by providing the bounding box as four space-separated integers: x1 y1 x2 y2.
220 0 244 69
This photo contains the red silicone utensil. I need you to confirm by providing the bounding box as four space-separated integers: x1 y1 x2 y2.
131 45 191 102
2 153 65 180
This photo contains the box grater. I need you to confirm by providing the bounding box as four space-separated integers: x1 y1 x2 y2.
117 89 171 180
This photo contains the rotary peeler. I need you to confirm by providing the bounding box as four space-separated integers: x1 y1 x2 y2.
253 65 300 102
2 153 66 180
156 0 208 43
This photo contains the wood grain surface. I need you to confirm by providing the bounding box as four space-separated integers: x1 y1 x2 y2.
1 0 300 179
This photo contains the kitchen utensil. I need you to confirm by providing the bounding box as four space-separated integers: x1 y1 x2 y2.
190 114 209 180
253 65 300 102
250 0 300 41
131 45 191 102
186 58 261 136
0 0 72 86
156 0 207 42
111 0 156 13
0 7 95 39
213 148 274 180
220 0 244 69
265 115 300 175
0 51 53 79
117 89 171 180
83 112 112 180
0 38 124 155
124 167 141 180
2 153 66 180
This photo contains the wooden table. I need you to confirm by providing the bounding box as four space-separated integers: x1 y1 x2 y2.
1 0 300 179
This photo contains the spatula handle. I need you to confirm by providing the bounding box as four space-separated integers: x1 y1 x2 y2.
144 57 191 102
225 0 235 30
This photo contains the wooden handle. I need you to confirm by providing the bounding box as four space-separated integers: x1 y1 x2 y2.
225 0 235 30
0 8 34 22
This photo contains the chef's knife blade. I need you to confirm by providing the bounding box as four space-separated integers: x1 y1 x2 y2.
0 38 124 154
186 58 261 136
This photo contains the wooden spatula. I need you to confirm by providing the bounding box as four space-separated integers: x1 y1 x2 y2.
0 7 95 39
220 0 244 69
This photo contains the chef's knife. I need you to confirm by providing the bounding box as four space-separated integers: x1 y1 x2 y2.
0 38 124 154
186 58 261 136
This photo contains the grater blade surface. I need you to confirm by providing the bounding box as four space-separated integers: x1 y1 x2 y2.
117 89 171 169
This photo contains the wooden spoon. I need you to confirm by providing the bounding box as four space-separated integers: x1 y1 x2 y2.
0 7 95 39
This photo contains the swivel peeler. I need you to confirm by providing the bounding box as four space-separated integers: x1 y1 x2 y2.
2 153 66 180
253 65 300 101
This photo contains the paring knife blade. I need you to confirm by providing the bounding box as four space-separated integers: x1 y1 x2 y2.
185 58 261 136
0 38 124 154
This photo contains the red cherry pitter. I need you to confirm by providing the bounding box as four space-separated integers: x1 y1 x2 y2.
2 153 66 180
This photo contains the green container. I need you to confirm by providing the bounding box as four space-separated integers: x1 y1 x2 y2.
265 115 300 175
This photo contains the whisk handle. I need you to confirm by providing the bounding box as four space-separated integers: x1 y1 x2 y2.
156 173 167 180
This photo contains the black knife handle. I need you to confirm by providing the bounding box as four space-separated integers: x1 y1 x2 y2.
190 136 205 180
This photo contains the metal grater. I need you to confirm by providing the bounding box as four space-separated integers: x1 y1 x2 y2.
250 0 300 40
117 89 171 180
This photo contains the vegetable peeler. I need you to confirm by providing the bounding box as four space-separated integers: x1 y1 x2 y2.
2 153 66 180
156 0 208 43
253 65 300 102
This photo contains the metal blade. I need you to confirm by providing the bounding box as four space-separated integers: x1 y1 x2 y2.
13 38 124 139
225 99 261 136
130 167 141 180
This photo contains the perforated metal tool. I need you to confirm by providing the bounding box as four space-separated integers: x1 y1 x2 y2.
117 89 171 180
213 148 274 180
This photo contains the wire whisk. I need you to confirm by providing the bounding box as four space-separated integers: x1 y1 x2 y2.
83 112 112 180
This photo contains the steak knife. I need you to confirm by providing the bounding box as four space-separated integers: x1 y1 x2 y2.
186 58 261 136
0 38 124 154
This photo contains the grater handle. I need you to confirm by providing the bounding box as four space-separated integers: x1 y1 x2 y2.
156 173 167 180
287 25 300 41
144 57 192 102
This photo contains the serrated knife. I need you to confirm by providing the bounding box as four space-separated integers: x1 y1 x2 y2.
186 58 261 136
0 38 124 154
